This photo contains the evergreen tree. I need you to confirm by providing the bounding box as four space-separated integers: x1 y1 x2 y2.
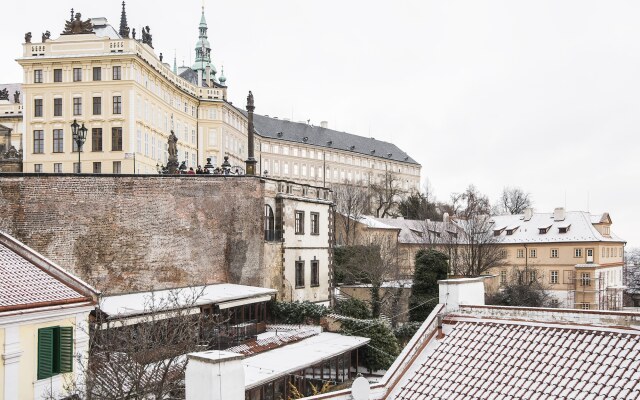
409 249 449 322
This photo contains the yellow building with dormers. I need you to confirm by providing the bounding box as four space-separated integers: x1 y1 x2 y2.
490 208 626 310
11 4 421 188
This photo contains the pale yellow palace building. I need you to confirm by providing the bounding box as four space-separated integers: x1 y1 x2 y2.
5 3 421 190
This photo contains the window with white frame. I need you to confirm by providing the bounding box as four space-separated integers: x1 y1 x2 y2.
550 270 559 284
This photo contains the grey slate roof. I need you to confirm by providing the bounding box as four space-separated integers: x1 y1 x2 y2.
242 111 419 165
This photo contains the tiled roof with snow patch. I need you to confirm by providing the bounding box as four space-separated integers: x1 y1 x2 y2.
0 231 95 311
394 319 640 399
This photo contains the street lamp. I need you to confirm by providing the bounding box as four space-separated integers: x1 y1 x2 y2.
71 119 88 173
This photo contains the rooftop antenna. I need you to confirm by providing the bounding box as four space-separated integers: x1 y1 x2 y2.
564 190 567 209
587 191 590 212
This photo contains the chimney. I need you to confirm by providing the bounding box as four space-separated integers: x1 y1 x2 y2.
443 212 450 223
438 277 485 313
245 91 257 175
553 207 565 222
436 314 445 339
524 208 533 221
320 121 328 128
205 65 211 87
198 69 203 87
186 351 245 400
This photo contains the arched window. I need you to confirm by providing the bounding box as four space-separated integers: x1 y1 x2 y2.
264 205 275 241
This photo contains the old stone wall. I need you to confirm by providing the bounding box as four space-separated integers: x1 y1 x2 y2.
0 174 265 294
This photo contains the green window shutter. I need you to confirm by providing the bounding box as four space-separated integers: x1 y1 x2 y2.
37 328 54 380
58 326 74 373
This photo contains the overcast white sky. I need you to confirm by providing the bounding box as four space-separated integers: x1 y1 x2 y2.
1 0 638 247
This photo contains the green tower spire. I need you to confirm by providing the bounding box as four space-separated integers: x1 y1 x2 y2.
192 4 216 82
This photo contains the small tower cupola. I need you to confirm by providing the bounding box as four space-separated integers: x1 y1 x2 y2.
192 5 216 83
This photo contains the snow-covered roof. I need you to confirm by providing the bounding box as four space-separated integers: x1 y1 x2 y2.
490 210 624 244
244 332 369 390
354 215 400 230
364 217 462 244
91 17 121 40
341 279 413 289
99 283 276 319
391 316 640 399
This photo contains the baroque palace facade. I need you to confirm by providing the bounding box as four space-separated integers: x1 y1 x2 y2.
3 3 421 189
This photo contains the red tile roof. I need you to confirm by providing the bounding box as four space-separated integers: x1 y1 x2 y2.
0 234 93 311
395 319 640 399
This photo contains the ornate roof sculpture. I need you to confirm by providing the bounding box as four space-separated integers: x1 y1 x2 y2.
62 9 94 35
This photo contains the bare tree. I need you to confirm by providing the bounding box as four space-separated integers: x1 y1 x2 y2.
334 233 401 320
441 185 505 276
54 288 226 400
498 186 532 215
453 214 506 276
448 185 491 219
487 267 555 307
333 181 370 246
371 169 404 218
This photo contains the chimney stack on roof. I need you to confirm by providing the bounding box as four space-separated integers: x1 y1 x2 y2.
443 212 450 223
524 208 533 221
438 277 486 313
320 121 328 128
554 207 566 222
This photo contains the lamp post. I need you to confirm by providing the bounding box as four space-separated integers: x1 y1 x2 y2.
71 119 87 173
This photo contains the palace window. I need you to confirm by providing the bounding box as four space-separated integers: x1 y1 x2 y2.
111 127 123 151
73 97 82 116
113 161 122 174
52 129 64 153
93 97 101 115
113 66 121 80
575 248 582 258
73 68 82 82
34 164 43 173
264 205 277 241
34 98 43 117
37 326 73 380
580 303 590 310
113 96 122 114
295 211 305 235
93 162 102 173
551 249 558 258
516 249 524 258
93 67 101 81
33 130 44 153
54 69 62 82
34 69 43 83
311 260 320 287
530 249 537 258
92 128 102 152
53 163 62 173
54 98 62 117
295 261 305 288
500 270 507 285
311 212 320 235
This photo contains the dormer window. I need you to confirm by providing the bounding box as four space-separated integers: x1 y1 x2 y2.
506 226 519 235
558 224 571 233
538 225 551 234
493 227 506 236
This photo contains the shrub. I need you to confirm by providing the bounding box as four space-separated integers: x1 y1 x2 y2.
334 298 372 319
269 300 328 324
340 319 400 372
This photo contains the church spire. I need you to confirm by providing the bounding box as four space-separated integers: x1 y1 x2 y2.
173 50 177 74
192 3 216 82
119 1 130 38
